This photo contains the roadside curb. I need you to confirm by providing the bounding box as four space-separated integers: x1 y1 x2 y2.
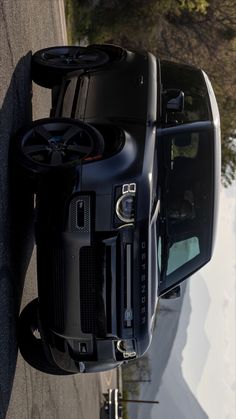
58 0 68 44
117 366 123 395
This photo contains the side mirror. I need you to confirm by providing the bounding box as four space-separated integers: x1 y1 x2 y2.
162 89 185 112
161 285 181 300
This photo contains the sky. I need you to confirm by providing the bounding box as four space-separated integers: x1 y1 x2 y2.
182 180 236 419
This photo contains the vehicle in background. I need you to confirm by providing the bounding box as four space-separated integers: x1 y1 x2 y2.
104 389 122 419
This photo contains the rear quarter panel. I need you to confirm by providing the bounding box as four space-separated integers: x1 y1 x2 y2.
83 50 150 123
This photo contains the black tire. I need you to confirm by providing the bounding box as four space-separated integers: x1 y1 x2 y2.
18 299 73 375
15 117 104 177
32 46 109 88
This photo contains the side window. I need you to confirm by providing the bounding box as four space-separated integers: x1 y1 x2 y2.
171 132 199 160
183 94 207 123
161 61 211 124
168 132 200 224
158 127 214 293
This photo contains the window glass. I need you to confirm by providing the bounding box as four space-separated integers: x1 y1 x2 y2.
167 237 200 275
158 126 214 294
161 61 211 124
171 132 199 160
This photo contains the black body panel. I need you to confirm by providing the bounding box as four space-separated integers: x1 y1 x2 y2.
33 46 159 372
17 43 220 374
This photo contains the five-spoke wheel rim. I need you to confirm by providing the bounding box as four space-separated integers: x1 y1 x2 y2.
21 122 101 167
39 47 109 69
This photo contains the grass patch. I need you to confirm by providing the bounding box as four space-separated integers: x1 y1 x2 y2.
64 0 94 45
121 389 129 419
63 0 162 47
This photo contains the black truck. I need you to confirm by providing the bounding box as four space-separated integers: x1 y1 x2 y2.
15 44 221 374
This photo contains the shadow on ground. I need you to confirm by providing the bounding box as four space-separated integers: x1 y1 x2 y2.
100 404 108 419
0 52 35 418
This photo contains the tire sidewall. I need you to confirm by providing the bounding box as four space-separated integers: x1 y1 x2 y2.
14 117 104 177
31 46 109 87
18 299 73 375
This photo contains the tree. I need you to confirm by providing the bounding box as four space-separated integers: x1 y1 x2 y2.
72 0 236 185
122 355 151 397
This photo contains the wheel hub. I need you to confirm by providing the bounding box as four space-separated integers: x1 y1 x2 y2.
49 139 65 151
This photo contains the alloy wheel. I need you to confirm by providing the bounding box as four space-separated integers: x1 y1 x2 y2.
21 121 102 167
37 46 109 69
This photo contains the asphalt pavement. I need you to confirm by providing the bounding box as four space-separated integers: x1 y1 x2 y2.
0 1 116 418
